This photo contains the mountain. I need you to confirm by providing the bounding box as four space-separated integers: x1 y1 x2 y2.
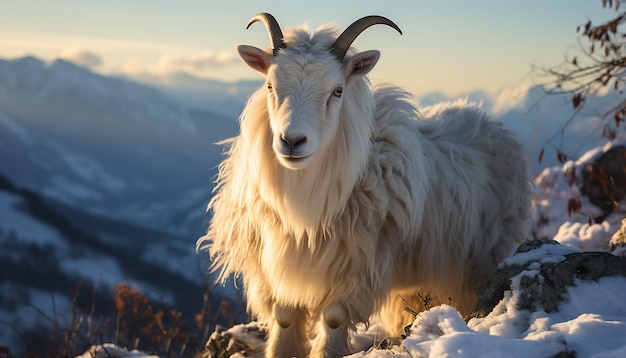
0 172 247 354
0 173 203 303
0 56 239 238
0 57 249 353
492 85 625 173
127 71 262 118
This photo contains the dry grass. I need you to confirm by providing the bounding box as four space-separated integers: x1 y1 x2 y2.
1 281 232 357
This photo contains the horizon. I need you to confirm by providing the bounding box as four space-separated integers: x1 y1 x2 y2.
0 1 619 97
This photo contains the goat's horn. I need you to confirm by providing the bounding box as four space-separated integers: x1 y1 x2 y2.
330 16 402 61
246 13 287 56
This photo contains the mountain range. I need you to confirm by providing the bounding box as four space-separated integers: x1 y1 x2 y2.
0 56 239 238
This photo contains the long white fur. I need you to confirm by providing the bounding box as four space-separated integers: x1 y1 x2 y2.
198 23 531 358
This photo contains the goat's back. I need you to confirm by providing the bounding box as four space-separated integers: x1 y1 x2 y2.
370 90 530 332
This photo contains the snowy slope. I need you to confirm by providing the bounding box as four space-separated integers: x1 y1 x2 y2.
0 173 207 299
0 173 232 353
127 71 262 118
491 86 626 174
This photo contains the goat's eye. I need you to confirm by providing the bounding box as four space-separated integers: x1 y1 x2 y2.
267 83 273 92
333 88 343 97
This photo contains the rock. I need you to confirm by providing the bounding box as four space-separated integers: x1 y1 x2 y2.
469 239 626 320
200 322 267 358
610 218 626 252
76 344 158 358
581 145 626 219
514 238 561 253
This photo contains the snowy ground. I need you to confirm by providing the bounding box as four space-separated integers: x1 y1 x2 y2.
357 247 626 358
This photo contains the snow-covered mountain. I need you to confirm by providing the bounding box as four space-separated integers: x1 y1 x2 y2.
487 85 624 173
128 71 262 118
0 172 248 354
0 58 250 353
0 56 239 238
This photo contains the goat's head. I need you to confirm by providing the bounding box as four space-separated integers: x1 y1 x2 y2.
237 13 402 170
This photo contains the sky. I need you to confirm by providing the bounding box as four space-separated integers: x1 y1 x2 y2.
0 0 620 96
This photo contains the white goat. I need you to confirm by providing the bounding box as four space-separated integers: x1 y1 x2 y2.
198 13 531 357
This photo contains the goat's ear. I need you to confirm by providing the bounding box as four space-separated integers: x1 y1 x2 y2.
238 45 273 74
343 50 380 80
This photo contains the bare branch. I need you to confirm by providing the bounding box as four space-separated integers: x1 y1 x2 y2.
534 0 626 159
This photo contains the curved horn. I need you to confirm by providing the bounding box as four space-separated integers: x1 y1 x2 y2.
330 16 402 61
246 13 286 56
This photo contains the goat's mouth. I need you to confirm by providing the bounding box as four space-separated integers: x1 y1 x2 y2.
277 153 314 169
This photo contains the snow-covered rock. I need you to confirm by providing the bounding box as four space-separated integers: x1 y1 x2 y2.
397 242 626 357
76 344 158 358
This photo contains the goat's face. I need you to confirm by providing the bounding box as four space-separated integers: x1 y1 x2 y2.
238 45 380 170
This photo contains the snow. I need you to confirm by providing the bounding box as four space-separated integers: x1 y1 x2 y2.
348 271 626 358
500 241 579 267
0 284 73 341
227 323 268 354
0 111 32 144
58 151 128 192
553 220 615 251
0 191 67 248
75 344 158 358
531 141 623 247
400 306 567 358
384 273 626 358
59 255 125 288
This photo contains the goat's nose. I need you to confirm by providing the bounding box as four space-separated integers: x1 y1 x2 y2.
280 134 307 150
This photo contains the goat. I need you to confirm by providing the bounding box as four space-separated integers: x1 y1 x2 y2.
198 13 531 357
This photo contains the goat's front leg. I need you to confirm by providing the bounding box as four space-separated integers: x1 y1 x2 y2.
310 303 350 358
265 303 309 358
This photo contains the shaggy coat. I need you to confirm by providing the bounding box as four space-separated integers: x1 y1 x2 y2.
199 22 531 358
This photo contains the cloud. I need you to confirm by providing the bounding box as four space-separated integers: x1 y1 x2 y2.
157 51 237 73
118 51 241 77
155 50 239 74
489 83 532 117
58 48 103 69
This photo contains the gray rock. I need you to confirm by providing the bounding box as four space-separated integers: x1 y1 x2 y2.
470 239 626 320
200 322 266 358
581 145 626 219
